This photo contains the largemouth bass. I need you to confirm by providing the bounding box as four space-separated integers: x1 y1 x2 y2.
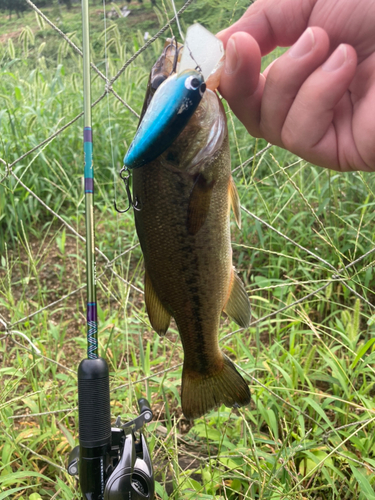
131 41 251 419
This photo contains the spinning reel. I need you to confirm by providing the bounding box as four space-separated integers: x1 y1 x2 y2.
67 359 154 500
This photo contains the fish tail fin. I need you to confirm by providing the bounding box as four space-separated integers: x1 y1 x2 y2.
181 354 250 419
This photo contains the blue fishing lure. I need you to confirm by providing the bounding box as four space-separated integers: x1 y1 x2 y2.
124 69 206 169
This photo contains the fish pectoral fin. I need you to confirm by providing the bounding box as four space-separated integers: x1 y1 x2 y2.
223 268 251 328
187 173 215 235
229 176 241 229
145 270 171 336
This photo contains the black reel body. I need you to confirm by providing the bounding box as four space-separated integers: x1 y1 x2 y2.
103 431 153 500
68 358 154 500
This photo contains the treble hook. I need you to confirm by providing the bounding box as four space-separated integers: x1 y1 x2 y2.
171 37 182 74
162 37 180 76
114 166 141 213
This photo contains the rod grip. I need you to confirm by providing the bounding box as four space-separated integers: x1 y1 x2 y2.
78 358 111 447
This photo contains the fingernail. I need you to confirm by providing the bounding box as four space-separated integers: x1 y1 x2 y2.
225 38 239 74
289 28 315 58
322 44 347 71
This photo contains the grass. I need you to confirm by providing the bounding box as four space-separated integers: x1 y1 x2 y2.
1 0 375 499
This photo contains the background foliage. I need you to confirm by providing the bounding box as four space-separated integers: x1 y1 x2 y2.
1 1 375 499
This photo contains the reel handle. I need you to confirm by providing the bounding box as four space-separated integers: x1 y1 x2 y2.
138 398 151 415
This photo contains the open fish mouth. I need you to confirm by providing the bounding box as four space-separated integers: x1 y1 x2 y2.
124 26 225 170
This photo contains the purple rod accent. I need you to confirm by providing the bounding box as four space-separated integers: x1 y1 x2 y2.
87 303 97 323
85 178 94 192
84 128 93 142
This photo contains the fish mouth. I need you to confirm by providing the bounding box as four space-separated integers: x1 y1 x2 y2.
124 44 207 170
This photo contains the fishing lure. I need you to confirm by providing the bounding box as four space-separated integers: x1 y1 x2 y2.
124 69 206 169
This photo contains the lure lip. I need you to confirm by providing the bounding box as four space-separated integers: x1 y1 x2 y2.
124 69 206 169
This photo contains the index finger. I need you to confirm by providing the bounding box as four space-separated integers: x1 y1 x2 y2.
217 0 316 54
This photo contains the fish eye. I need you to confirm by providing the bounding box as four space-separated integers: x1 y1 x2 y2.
199 82 206 96
185 75 203 91
152 75 167 90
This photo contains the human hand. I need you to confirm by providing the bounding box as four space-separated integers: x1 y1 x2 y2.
218 0 375 171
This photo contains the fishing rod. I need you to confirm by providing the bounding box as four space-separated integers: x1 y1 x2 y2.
67 1 154 498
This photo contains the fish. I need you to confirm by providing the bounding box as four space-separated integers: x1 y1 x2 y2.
129 40 251 419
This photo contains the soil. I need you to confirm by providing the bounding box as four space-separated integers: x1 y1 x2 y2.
0 29 22 43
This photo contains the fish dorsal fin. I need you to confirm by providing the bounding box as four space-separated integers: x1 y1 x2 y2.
145 270 171 336
187 173 216 235
223 268 251 328
229 176 241 229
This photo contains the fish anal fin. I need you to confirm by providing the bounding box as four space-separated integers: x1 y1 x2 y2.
229 176 241 229
223 268 251 328
181 354 251 419
187 173 215 236
145 270 171 336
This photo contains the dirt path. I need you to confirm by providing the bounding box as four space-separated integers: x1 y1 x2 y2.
0 29 22 43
